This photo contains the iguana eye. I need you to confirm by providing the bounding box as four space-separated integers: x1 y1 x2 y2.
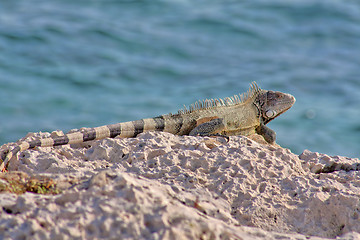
265 110 276 118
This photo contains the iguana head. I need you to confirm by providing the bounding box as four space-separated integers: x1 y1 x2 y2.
255 90 296 124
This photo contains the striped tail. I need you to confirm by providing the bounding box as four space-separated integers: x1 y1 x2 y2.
0 116 170 172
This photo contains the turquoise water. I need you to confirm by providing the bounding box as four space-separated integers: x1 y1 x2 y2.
0 0 360 158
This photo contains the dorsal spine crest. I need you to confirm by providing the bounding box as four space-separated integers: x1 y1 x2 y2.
177 81 261 115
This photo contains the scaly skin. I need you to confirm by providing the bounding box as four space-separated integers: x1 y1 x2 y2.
0 82 295 171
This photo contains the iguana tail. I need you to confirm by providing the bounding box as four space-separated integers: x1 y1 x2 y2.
0 116 170 171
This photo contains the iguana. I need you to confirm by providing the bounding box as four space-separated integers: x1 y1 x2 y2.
0 82 295 171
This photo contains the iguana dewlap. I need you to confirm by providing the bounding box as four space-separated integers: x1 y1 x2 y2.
0 82 295 171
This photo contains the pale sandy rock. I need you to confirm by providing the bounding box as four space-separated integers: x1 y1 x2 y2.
0 131 359 240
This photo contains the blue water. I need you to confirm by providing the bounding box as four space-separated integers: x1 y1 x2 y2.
1 0 360 158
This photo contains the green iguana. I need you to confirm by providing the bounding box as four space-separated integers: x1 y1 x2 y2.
0 82 295 171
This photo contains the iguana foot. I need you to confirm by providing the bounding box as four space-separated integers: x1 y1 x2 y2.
207 133 230 142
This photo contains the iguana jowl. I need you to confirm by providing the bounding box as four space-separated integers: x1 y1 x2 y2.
0 82 295 171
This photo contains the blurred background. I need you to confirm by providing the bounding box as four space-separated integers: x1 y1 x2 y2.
0 0 359 158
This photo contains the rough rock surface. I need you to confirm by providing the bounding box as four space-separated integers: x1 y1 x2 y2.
0 131 359 240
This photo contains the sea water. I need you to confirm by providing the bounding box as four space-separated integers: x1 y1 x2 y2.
0 0 359 158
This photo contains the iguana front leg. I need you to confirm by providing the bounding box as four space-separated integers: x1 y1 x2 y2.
189 118 226 137
256 123 276 144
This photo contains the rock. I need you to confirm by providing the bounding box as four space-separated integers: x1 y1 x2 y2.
0 131 359 239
